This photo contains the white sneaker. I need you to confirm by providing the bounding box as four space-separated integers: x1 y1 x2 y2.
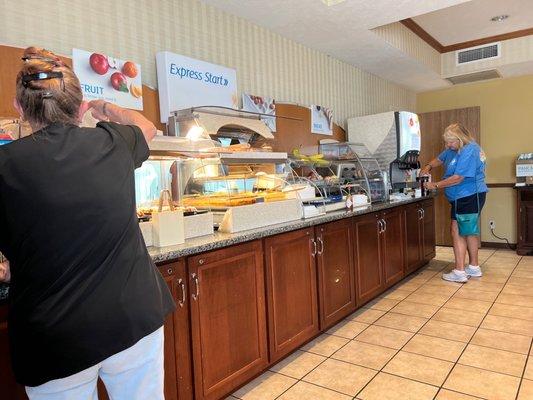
465 265 482 277
442 269 468 283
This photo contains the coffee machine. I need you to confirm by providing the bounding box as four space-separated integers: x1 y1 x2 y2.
347 111 421 191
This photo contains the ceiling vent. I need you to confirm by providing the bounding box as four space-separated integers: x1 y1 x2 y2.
456 43 501 65
446 69 502 85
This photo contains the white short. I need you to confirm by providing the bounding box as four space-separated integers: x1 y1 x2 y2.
25 326 164 400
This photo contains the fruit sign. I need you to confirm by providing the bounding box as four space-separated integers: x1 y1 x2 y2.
72 48 143 110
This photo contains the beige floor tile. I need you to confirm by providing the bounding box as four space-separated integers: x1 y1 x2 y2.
406 292 451 307
383 351 454 386
524 357 533 380
497 293 533 308
331 341 396 370
475 274 508 284
502 285 533 296
363 297 400 311
432 308 486 327
470 329 532 354
232 371 297 400
404 334 466 362
269 350 326 379
278 381 351 400
518 379 533 400
444 364 520 400
425 277 464 288
419 319 477 342
444 297 492 314
481 314 533 336
326 320 369 339
391 300 440 318
303 358 377 396
464 280 505 292
434 389 482 399
374 312 427 333
507 276 533 287
355 325 414 349
490 303 533 321
345 308 386 324
301 333 350 357
453 288 499 302
382 289 412 301
458 344 527 377
395 281 424 292
416 284 459 296
358 372 438 400
512 270 533 279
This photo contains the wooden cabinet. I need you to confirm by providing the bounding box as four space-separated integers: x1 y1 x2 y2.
422 200 436 261
381 208 405 288
188 241 268 400
265 228 319 362
404 203 424 274
517 188 533 255
160 261 193 400
353 213 383 304
316 219 356 330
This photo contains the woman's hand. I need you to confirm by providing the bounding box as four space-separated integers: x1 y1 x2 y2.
425 181 438 190
419 165 432 176
88 100 109 121
0 260 11 283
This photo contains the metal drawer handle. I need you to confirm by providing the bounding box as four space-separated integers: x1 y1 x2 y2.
377 219 383 233
382 219 387 232
421 209 425 219
311 239 317 257
191 273 199 301
177 278 186 307
317 237 324 255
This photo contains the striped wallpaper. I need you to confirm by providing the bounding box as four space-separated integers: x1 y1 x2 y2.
0 0 415 127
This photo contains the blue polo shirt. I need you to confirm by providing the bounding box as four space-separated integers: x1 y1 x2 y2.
438 142 488 201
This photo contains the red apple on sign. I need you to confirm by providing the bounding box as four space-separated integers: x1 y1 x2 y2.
89 53 109 75
110 72 129 92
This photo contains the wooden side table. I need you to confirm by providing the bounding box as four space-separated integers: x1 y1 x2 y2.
516 186 533 255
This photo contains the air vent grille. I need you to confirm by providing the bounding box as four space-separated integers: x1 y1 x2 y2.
457 43 500 64
446 69 501 85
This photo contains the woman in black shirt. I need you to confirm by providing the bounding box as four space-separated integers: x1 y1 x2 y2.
0 47 175 399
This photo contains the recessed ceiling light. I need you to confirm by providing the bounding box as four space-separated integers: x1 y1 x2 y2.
321 0 346 6
491 15 509 22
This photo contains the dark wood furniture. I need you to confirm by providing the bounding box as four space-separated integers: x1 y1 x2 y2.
517 187 533 255
0 198 435 400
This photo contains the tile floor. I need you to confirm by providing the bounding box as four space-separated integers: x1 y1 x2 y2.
229 247 533 400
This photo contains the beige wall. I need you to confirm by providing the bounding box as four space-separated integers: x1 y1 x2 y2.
0 0 415 126
417 74 533 243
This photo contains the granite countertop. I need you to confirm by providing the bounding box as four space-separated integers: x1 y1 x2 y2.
0 196 431 303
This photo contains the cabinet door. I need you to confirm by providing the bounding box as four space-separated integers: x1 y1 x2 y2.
404 204 423 274
381 209 405 288
265 228 319 363
316 219 356 330
422 200 436 261
160 261 193 400
353 213 383 304
188 241 268 400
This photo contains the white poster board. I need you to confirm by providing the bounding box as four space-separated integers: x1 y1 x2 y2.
242 93 276 132
156 51 238 123
311 105 333 135
72 48 143 110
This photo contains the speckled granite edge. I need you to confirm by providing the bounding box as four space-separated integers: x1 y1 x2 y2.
0 196 431 303
148 196 431 263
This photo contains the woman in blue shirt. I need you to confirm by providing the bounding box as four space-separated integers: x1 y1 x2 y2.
420 123 488 283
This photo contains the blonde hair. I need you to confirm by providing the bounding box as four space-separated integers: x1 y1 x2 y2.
443 123 475 149
16 47 83 127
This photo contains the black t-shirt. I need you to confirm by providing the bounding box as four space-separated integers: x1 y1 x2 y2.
0 122 175 386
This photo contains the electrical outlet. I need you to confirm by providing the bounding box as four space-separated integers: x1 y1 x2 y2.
489 220 495 230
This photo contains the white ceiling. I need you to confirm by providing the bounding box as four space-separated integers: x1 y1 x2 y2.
200 0 471 92
413 0 533 46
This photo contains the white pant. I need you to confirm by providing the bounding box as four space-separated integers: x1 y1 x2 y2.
26 327 164 400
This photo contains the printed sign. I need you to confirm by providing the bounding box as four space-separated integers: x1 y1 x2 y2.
72 49 143 110
156 51 238 123
242 93 276 132
311 105 333 135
